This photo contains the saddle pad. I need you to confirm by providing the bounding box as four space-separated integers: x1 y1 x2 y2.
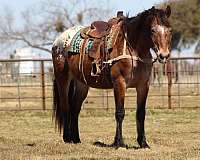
53 25 85 52
66 23 121 55
68 29 94 54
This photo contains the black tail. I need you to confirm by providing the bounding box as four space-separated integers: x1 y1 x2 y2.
53 79 76 132
53 79 63 132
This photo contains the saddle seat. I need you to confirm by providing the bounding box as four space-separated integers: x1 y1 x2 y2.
90 21 110 38
81 21 111 39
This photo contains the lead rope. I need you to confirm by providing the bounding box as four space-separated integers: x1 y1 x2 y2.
79 39 88 84
123 31 135 79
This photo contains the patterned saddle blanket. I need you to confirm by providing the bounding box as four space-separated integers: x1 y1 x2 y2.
68 23 121 59
53 19 122 58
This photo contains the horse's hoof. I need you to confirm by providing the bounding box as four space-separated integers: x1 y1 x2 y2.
63 137 72 143
139 141 150 149
72 139 81 144
64 140 72 143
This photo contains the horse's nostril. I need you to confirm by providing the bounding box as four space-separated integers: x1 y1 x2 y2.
159 54 164 60
166 54 170 59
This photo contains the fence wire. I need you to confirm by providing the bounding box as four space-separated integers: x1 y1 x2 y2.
0 57 200 111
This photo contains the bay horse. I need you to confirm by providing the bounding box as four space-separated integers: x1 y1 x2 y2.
52 6 172 148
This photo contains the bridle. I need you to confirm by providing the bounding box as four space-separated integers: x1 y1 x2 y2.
122 22 158 65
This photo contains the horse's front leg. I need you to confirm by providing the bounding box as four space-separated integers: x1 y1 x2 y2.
112 75 127 148
136 83 150 148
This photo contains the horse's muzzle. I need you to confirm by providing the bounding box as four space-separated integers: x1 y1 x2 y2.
158 54 170 63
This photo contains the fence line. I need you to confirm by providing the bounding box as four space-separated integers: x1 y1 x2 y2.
0 57 200 111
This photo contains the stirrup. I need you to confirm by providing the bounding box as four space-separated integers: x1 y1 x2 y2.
91 61 101 76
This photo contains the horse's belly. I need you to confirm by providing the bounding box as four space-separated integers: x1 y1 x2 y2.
68 55 113 89
74 73 113 89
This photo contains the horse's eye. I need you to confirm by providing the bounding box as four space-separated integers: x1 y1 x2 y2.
168 28 172 33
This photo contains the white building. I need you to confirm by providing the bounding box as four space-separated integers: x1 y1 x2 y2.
13 47 51 74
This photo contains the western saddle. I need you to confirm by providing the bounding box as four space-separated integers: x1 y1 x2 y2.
80 11 124 76
81 11 124 39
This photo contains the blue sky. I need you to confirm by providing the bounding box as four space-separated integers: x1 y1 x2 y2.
0 0 165 57
0 0 165 18
0 0 164 10
112 0 164 15
4 0 192 58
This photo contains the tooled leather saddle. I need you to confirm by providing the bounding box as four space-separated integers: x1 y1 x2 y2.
79 11 124 75
81 21 110 39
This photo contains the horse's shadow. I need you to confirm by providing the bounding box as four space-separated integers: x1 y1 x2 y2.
93 141 140 150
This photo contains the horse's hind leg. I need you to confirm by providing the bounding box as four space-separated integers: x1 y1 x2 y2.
68 80 89 143
52 47 73 143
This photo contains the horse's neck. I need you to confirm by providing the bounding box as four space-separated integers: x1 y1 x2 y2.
126 18 140 47
127 18 152 59
110 20 152 59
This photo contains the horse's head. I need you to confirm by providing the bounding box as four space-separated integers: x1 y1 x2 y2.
146 6 172 63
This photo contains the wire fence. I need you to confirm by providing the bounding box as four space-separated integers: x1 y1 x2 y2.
0 57 200 111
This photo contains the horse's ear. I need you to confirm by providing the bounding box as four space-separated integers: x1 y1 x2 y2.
151 6 155 10
165 5 171 18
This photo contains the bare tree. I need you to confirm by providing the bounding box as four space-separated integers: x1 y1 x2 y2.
0 0 111 54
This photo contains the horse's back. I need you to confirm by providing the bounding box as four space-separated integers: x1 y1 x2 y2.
52 25 85 52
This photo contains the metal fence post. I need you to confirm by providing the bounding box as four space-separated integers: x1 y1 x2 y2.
106 90 109 111
17 62 21 110
41 61 46 110
167 60 172 109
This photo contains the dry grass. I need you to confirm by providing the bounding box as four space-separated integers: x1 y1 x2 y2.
0 108 200 160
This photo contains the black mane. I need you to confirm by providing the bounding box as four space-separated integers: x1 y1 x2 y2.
123 6 170 27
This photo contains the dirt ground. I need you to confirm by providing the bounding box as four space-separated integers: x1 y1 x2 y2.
0 108 200 160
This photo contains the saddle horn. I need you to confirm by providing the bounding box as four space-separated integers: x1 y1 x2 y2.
117 11 124 18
